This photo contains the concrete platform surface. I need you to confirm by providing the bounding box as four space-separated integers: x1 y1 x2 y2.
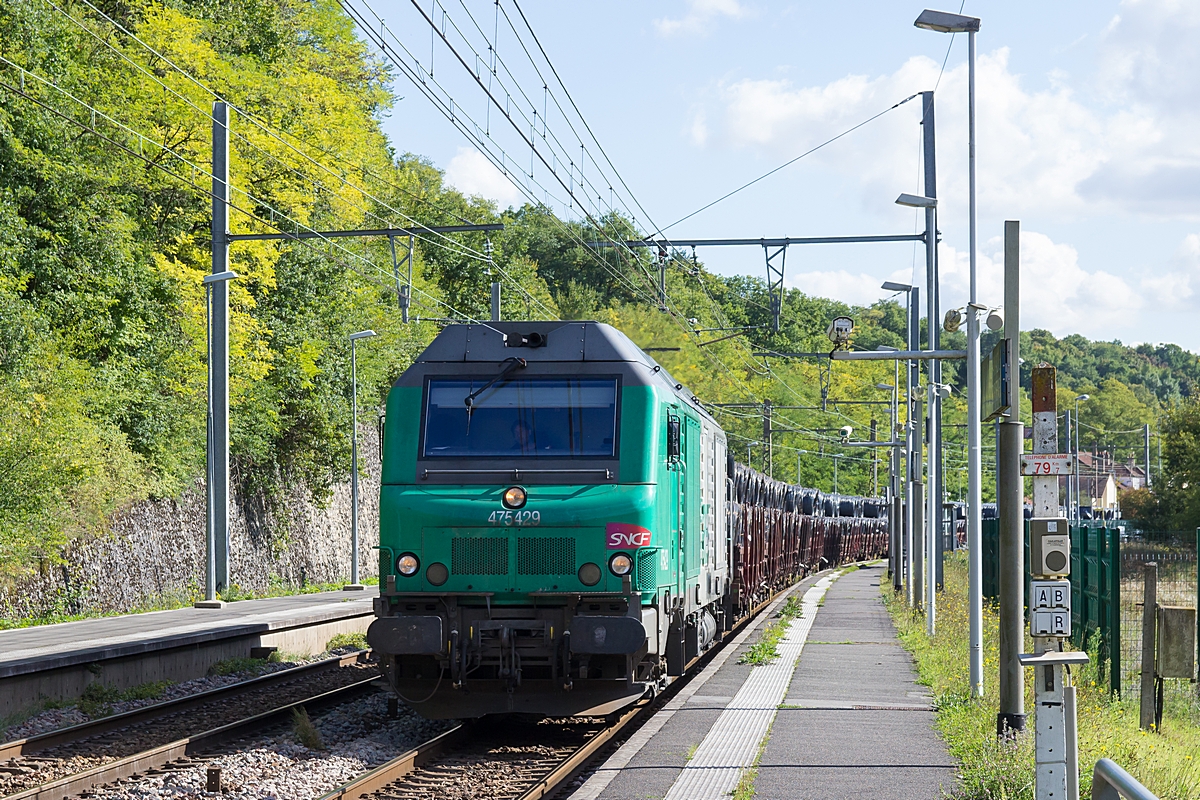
756 565 957 799
570 565 958 800
0 589 377 678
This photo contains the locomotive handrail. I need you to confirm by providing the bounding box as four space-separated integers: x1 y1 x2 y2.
421 468 612 479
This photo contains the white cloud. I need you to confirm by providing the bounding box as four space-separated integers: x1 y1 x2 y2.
654 0 746 37
443 147 525 209
937 231 1143 341
692 0 1200 224
1140 233 1200 310
785 269 892 308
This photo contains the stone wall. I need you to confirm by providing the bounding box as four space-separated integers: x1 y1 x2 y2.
0 426 382 620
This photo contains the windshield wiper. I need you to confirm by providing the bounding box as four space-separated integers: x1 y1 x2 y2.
464 357 526 428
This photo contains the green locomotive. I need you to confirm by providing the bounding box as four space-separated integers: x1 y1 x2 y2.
368 321 729 718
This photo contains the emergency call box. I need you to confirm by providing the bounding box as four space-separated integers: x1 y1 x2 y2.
1032 609 1072 637
1030 517 1071 578
1030 580 1072 611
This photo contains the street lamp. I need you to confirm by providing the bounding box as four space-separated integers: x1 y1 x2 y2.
198 270 237 609
876 381 900 586
882 279 919 603
347 329 379 590
1074 394 1091 526
916 5 983 695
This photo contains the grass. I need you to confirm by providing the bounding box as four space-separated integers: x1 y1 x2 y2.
292 707 323 749
325 631 368 651
739 595 805 666
732 718 772 800
76 680 172 717
208 656 273 677
884 552 1200 800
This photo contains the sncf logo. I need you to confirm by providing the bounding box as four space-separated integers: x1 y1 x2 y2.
605 523 652 549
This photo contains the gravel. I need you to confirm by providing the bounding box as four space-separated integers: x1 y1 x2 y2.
1 649 361 743
85 693 453 800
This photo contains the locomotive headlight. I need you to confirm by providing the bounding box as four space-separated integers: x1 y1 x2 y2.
396 553 420 576
502 486 527 509
608 553 633 577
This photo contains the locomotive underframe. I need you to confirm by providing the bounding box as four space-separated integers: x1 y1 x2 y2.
372 590 668 718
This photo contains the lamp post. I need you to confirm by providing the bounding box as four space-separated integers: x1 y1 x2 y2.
198 270 237 609
1074 394 1090 525
877 381 899 586
347 329 379 590
892 197 940 629
882 280 919 602
915 5 983 696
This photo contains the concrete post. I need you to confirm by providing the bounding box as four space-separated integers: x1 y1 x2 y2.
491 282 501 321
998 220 1026 735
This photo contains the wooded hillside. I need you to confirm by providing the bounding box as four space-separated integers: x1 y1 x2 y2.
2 0 1196 590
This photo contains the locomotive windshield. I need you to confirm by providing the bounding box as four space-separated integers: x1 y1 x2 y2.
423 377 618 458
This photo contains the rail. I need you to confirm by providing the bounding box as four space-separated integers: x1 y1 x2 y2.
1092 758 1159 800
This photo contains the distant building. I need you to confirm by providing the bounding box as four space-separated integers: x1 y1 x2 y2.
1068 451 1147 514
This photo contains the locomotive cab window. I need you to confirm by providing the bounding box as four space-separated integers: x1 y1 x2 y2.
423 377 618 458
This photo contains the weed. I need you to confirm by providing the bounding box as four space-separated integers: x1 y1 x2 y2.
885 552 1200 800
739 595 805 666
208 656 268 677
686 742 698 761
76 680 170 717
292 707 323 749
326 632 368 652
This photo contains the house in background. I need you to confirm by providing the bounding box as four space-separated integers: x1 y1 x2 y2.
1070 451 1147 516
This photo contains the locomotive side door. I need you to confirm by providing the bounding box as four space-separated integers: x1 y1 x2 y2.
666 408 685 601
684 416 701 586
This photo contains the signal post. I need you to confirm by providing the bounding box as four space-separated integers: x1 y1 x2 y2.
1019 364 1087 800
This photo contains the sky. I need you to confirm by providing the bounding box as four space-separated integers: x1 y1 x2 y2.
367 0 1200 351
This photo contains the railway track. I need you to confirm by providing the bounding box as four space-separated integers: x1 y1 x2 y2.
316 572 814 800
0 651 377 800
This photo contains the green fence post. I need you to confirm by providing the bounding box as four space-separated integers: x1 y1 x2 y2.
1110 524 1121 696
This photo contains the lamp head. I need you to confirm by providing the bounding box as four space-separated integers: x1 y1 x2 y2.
895 193 937 209
1076 394 1090 402
202 270 238 285
350 329 379 341
985 309 1004 331
914 9 981 33
881 280 912 292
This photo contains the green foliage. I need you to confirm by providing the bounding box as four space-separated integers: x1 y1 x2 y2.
325 631 367 651
208 656 269 677
292 706 323 749
1153 396 1200 529
885 553 1200 800
740 595 803 666
78 679 170 717
1 0 1196 611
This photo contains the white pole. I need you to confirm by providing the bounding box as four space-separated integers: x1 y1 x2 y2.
926 379 937 636
966 28 983 697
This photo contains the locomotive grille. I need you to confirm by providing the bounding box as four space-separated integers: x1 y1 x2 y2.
636 548 658 581
517 537 575 575
451 537 508 575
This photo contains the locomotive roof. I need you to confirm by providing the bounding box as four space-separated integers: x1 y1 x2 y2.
412 321 717 424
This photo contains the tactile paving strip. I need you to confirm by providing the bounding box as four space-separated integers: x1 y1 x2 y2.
662 573 838 800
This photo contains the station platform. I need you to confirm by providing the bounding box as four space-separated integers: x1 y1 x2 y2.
0 588 376 719
569 565 957 800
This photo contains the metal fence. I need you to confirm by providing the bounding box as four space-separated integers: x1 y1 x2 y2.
982 519 1123 693
1118 530 1198 698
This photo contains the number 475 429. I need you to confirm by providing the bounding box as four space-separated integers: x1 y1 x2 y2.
488 510 540 526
